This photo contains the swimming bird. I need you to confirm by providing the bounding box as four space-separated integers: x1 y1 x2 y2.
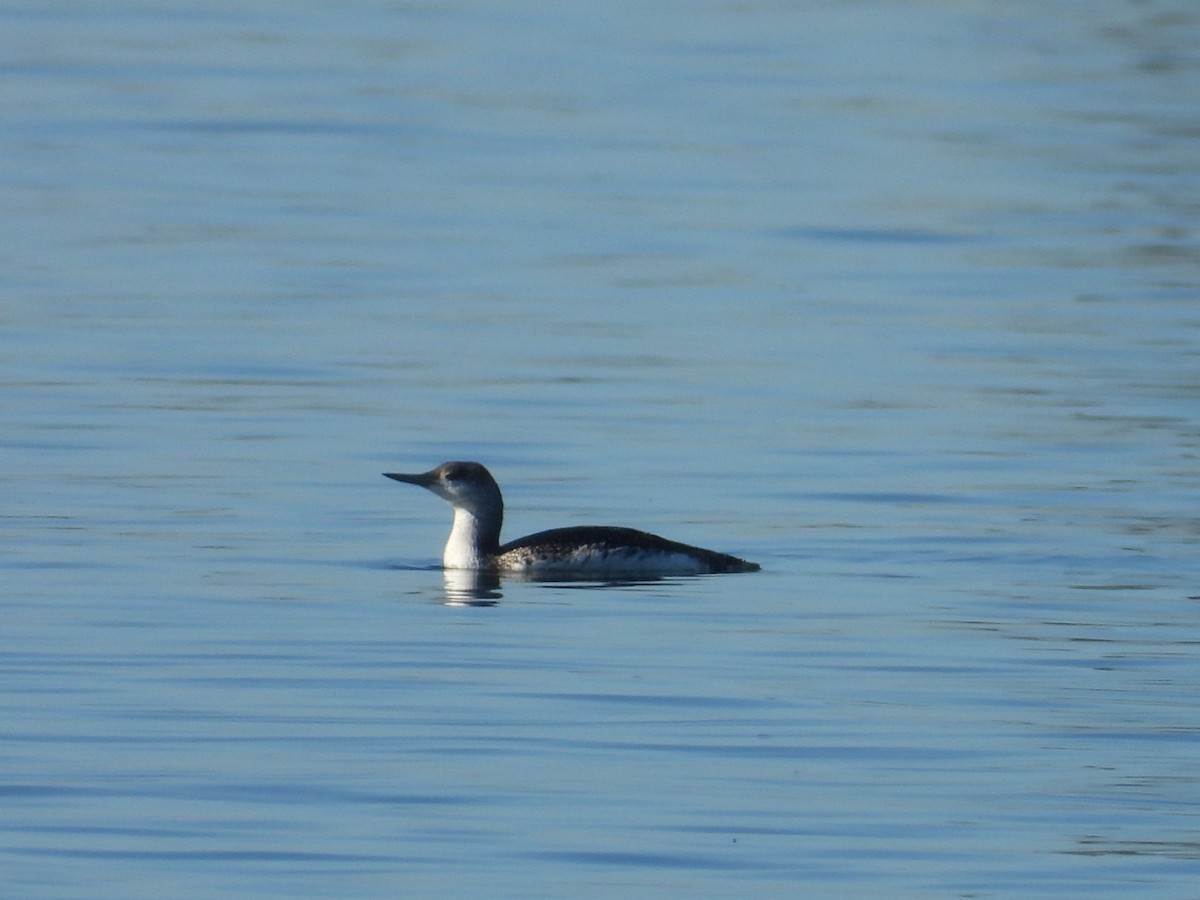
384 461 759 575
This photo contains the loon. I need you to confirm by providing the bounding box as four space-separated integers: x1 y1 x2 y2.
384 461 759 575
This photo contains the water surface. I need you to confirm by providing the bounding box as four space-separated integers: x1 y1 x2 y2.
4 1 1200 897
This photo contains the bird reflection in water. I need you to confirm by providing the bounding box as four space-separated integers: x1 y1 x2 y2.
441 568 503 606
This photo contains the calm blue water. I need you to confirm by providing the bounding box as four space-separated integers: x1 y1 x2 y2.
4 1 1200 896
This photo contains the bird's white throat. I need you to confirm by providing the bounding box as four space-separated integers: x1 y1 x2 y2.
443 506 491 569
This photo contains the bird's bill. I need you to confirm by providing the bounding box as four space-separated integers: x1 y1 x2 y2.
383 470 436 487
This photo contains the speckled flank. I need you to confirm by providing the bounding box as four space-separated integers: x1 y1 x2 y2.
494 526 759 575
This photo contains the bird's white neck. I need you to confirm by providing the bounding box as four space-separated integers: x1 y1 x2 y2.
443 506 493 569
